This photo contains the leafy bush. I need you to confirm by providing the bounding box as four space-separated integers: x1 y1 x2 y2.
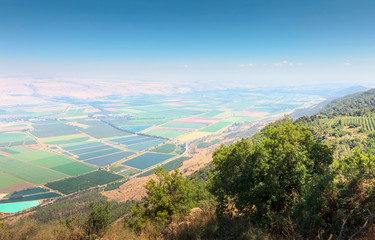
209 119 333 236
127 167 194 229
85 202 111 237
296 148 375 239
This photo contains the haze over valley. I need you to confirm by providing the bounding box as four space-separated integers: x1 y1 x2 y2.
1 0 375 239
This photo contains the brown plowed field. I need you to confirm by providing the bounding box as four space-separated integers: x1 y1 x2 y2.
0 182 35 194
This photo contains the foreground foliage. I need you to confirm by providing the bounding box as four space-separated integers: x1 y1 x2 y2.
210 119 333 236
210 118 375 238
128 167 195 229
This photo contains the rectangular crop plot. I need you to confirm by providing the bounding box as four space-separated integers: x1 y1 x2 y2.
30 155 74 168
125 140 165 151
123 153 174 169
199 122 232 133
0 172 23 188
118 137 156 146
0 133 36 147
45 170 124 194
62 141 104 151
0 133 28 143
10 187 46 197
51 162 96 176
109 135 147 143
145 130 187 138
13 150 56 162
150 143 177 154
0 192 61 204
120 168 140 176
31 123 80 138
4 147 33 154
199 111 224 118
42 135 90 145
0 148 19 154
78 148 122 161
120 125 153 132
137 157 191 178
84 151 135 167
160 123 207 129
70 145 111 155
77 120 131 139
0 156 67 184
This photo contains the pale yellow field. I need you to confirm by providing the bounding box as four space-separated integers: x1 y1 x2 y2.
41 134 87 143
66 122 91 129
215 111 235 119
177 131 212 142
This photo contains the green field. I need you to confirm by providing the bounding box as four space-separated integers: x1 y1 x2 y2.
0 133 35 147
109 165 126 172
0 172 23 188
78 120 130 139
146 129 186 138
43 135 90 145
109 118 171 126
137 157 191 177
125 139 164 151
132 109 204 119
0 156 67 184
199 121 232 133
160 123 206 129
13 150 56 162
0 148 19 154
104 181 125 191
1 147 31 154
120 168 140 176
199 111 224 118
51 162 96 176
31 123 80 138
0 133 30 143
150 143 176 153
30 155 75 168
45 170 123 194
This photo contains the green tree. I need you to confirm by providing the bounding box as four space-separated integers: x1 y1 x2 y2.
210 119 333 236
296 148 375 239
85 202 111 237
128 167 194 229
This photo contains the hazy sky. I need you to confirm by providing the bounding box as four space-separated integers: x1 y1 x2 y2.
1 0 374 85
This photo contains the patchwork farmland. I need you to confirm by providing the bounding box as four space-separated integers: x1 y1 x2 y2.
0 88 324 213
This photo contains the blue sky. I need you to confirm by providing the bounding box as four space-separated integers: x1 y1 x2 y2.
1 0 374 85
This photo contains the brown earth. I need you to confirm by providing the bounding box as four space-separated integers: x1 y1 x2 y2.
102 175 154 202
0 182 35 194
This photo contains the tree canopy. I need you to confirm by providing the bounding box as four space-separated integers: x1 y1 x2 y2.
128 167 194 229
210 119 333 235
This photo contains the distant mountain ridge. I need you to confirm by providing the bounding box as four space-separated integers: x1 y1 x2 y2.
291 85 369 118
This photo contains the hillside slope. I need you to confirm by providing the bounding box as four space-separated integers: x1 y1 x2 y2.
2 88 375 240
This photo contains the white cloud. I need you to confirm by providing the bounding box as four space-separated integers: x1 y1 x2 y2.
239 63 254 68
184 64 189 68
344 60 352 66
274 60 302 67
274 60 289 67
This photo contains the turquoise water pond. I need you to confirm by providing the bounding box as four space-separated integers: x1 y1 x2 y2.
0 200 40 213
